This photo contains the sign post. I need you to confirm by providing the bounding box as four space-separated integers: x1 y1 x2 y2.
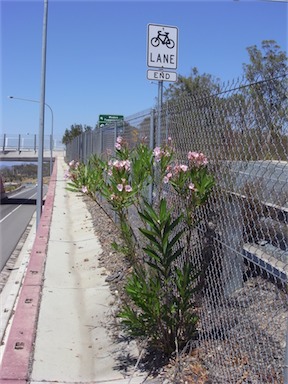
147 23 178 146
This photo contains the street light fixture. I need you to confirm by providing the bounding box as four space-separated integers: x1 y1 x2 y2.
8 96 54 175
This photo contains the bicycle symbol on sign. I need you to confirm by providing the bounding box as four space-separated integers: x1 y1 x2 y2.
150 30 175 49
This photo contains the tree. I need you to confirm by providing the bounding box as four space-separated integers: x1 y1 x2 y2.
62 124 92 145
243 40 287 82
62 128 72 145
162 68 226 160
242 40 288 139
163 67 220 102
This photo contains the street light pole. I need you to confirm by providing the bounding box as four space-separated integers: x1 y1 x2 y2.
37 0 49 227
8 96 54 176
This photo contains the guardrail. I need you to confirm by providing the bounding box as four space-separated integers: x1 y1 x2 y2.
0 134 64 152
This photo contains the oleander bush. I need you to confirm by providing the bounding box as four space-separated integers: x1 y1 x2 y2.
66 136 214 355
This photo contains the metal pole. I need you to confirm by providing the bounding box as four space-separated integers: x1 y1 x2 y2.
3 134 6 152
157 80 163 147
18 134 21 153
100 126 103 155
149 109 155 205
284 317 288 383
36 0 48 227
44 103 54 175
165 101 169 141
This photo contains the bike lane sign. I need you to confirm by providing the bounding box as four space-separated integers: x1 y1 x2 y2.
147 23 178 70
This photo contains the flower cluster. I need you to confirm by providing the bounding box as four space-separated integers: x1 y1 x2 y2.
69 159 79 169
64 159 80 180
117 183 133 192
187 151 208 167
109 179 133 203
163 163 188 184
108 159 131 175
161 151 210 197
115 136 123 151
153 146 172 162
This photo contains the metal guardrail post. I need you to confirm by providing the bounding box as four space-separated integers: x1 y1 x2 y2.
18 134 21 153
3 134 6 152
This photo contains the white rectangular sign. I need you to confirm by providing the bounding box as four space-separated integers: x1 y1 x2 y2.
147 23 178 70
147 69 177 82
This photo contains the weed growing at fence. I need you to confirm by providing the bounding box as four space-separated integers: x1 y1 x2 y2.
65 137 214 355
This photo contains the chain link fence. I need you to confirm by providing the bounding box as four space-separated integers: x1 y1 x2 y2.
66 75 288 383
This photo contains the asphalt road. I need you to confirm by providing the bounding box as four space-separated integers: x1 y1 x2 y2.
0 185 45 272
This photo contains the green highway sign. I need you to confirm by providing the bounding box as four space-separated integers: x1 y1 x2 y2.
99 114 124 126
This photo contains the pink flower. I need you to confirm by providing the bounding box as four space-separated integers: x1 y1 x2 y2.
163 176 169 184
173 163 189 173
117 184 123 192
180 164 188 172
112 160 130 171
188 183 195 191
124 160 131 171
115 143 121 150
153 147 161 161
125 185 132 192
116 136 123 144
82 186 88 193
163 172 172 184
173 165 181 174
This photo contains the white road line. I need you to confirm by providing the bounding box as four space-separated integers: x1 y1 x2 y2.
7 186 34 198
0 191 37 224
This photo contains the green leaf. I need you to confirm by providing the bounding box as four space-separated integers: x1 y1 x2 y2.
139 228 162 252
138 211 161 235
142 247 160 262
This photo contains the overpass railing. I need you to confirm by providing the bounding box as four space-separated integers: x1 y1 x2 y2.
0 133 64 152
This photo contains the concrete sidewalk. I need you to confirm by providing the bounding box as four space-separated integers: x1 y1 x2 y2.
0 157 153 384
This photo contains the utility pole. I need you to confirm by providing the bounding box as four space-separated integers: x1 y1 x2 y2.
37 0 49 227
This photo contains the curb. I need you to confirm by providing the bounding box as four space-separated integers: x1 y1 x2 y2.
0 159 58 381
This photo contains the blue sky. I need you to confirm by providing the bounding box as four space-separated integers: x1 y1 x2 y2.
1 0 287 143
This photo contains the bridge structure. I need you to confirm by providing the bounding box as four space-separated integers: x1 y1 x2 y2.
0 133 64 161
0 149 58 162
0 133 65 198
